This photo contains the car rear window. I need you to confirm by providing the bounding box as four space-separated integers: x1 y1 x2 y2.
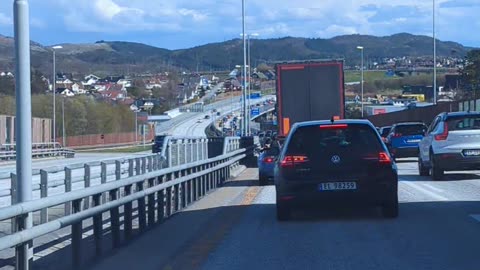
285 124 383 160
447 115 480 131
381 127 391 137
395 124 427 136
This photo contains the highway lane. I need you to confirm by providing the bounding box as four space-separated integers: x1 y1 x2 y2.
88 159 480 270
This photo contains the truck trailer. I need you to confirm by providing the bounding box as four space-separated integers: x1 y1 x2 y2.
275 60 345 137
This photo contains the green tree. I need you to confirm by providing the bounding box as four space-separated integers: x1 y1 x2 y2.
460 49 480 95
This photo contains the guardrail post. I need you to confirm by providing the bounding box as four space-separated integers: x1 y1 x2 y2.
109 188 121 248
202 165 207 196
115 160 121 180
176 140 181 166
174 178 179 213
92 194 103 256
165 174 172 217
141 157 147 174
100 162 107 204
157 176 165 222
124 159 134 240
168 141 173 167
72 198 83 269
137 180 147 231
10 173 17 233
83 164 91 210
148 156 153 172
184 140 188 164
135 158 141 175
181 171 187 209
186 168 192 206
192 167 198 202
40 170 48 223
64 167 72 215
148 178 155 226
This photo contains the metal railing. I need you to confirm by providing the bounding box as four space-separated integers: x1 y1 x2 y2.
0 142 75 161
0 148 245 269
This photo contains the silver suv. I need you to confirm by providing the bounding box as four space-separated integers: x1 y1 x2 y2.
418 112 480 180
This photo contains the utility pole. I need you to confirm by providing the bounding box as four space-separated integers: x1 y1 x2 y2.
14 0 33 268
62 97 66 147
433 0 437 105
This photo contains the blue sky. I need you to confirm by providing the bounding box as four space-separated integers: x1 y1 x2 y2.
0 0 479 50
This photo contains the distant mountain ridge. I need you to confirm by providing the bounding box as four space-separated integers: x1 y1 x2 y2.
0 33 473 76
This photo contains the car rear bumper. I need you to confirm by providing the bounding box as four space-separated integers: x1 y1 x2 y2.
391 146 418 158
434 153 480 171
276 181 397 207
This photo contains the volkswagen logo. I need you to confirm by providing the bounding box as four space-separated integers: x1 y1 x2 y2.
331 155 341 164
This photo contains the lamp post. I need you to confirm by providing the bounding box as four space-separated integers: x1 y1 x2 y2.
62 97 66 147
433 0 437 105
241 0 247 136
357 46 364 118
52 45 62 147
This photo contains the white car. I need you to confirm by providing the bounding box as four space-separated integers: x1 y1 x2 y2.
418 112 480 180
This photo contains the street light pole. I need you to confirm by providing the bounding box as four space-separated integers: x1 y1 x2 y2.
247 34 251 136
242 0 247 136
433 0 437 105
62 97 66 147
52 49 56 145
357 46 365 118
14 0 33 268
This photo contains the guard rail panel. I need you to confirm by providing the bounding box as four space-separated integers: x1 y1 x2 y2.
0 148 246 270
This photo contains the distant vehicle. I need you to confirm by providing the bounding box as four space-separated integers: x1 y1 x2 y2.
197 119 203 123
152 135 168 153
204 115 210 119
274 120 398 221
275 60 345 137
385 122 427 159
212 109 217 112
418 112 480 180
216 112 221 116
379 126 392 142
258 140 281 186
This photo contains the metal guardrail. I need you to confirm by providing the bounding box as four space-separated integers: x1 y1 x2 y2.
0 142 75 160
0 148 245 269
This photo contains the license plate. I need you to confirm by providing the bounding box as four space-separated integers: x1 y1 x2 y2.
463 150 480 156
318 182 357 191
407 139 421 143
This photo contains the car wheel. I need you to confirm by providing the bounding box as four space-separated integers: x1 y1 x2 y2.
418 156 430 176
276 201 291 221
382 196 399 218
259 175 268 186
430 154 444 180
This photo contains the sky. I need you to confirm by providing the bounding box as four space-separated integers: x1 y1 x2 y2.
0 0 479 50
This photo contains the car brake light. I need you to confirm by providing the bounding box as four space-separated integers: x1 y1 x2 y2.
319 124 348 129
434 123 449 141
392 133 402 138
280 155 309 167
263 157 275 163
378 152 392 164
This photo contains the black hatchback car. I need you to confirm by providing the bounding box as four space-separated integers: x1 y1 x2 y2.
274 120 398 221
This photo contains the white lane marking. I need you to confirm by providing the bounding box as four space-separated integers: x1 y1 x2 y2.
419 183 445 194
402 181 449 201
470 214 480 223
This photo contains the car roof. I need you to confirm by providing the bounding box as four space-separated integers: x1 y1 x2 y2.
292 119 374 129
443 111 480 119
393 122 426 126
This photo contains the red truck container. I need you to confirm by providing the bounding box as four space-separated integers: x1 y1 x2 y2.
275 60 345 137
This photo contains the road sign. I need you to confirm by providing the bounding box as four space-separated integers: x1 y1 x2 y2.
251 108 260 116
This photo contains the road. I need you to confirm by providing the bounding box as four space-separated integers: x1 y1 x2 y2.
88 159 480 270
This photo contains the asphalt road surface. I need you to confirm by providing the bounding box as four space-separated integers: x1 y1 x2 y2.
87 158 480 270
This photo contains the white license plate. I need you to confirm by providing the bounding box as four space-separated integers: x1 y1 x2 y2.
318 182 357 191
407 139 421 143
464 150 480 156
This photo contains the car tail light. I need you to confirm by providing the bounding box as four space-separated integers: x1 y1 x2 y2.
434 123 449 141
263 157 275 163
280 155 309 167
392 133 402 138
378 152 392 164
319 124 348 130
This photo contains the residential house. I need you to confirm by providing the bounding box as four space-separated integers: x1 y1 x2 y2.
100 90 126 101
117 78 132 88
60 89 75 97
84 74 100 81
105 83 125 92
72 83 86 94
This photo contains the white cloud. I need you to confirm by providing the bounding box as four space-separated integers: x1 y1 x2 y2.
0 13 12 26
318 25 358 37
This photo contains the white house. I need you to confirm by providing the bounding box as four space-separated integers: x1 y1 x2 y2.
84 74 100 81
61 89 75 97
72 83 86 94
117 79 132 88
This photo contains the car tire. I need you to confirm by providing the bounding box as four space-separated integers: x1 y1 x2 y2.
418 156 430 176
430 154 444 181
259 175 268 186
276 201 291 221
382 196 399 218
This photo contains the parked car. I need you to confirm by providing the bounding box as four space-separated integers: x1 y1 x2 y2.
274 120 398 221
204 115 210 119
258 139 281 186
418 112 480 180
385 122 427 159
